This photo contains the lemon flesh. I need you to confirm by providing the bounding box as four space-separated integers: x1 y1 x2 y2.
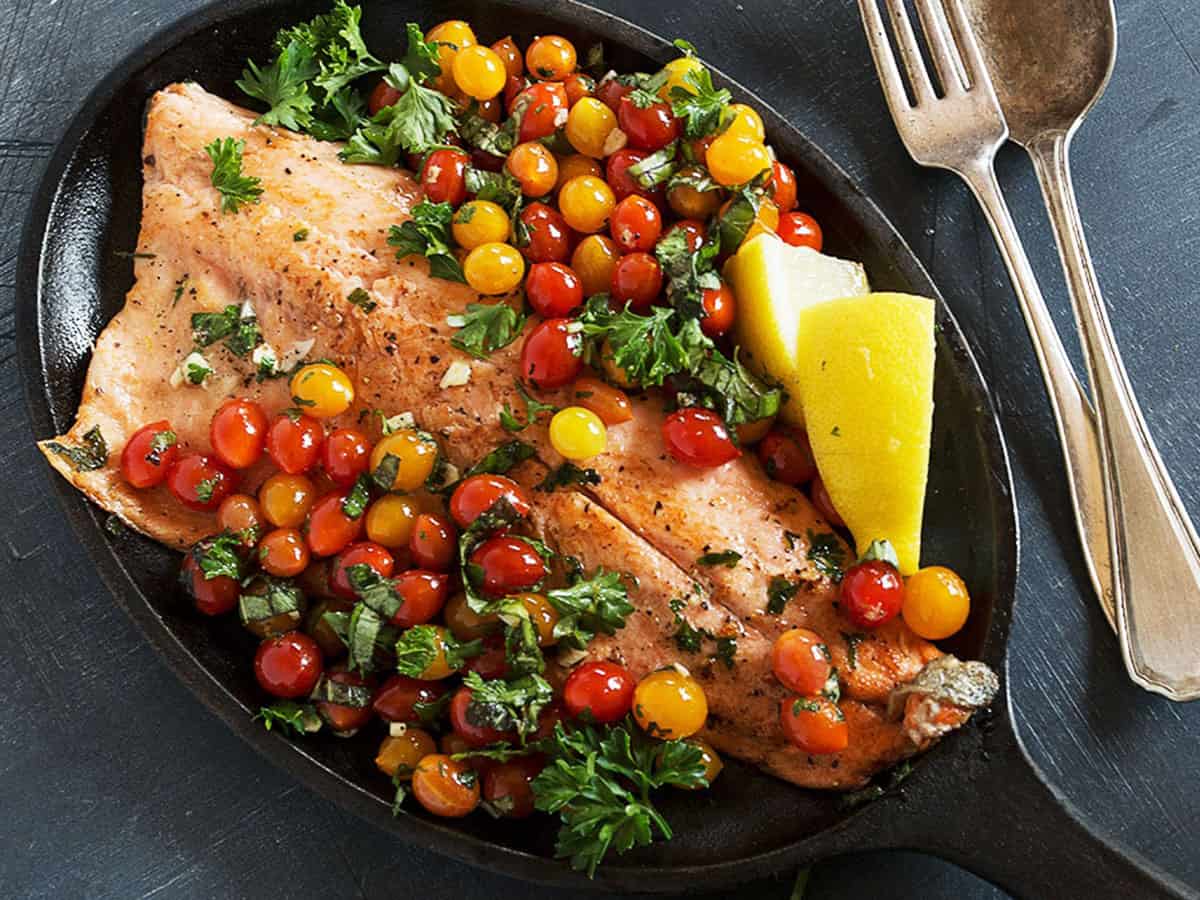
793 292 936 574
725 233 869 427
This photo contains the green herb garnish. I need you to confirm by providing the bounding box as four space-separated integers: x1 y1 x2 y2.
46 425 107 472
447 302 527 358
204 138 263 214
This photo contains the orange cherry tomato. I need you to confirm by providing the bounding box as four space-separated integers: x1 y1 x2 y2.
258 473 316 528
570 376 632 425
412 754 480 818
491 36 524 77
563 72 596 106
266 413 324 475
772 628 833 694
120 420 178 488
210 398 267 470
525 34 577 82
780 696 849 755
217 493 263 538
306 491 365 557
259 527 310 577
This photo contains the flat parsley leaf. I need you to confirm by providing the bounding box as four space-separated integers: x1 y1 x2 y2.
669 64 731 139
447 302 527 358
204 138 263 214
191 304 262 358
579 296 689 388
388 201 466 283
189 531 248 581
237 39 319 131
341 81 456 163
546 569 633 651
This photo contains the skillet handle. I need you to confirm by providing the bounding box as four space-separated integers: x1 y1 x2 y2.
887 723 1195 900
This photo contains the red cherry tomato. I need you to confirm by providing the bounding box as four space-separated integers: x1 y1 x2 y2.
525 262 583 318
662 219 705 253
595 76 632 112
469 536 548 596
306 491 364 557
316 668 374 734
322 428 372 487
700 282 736 337
266 413 324 475
463 633 508 679
757 429 817 486
503 74 528 111
513 83 569 142
449 474 531 528
840 559 904 628
768 161 798 212
563 660 635 723
778 211 823 251
421 148 470 206
167 454 238 511
409 513 457 571
209 399 267 470
771 628 833 694
329 541 396 600
810 474 845 527
662 408 741 468
450 686 516 747
389 570 450 627
605 149 663 204
610 195 663 253
609 252 663 312
780 696 848 755
181 553 238 616
520 318 583 389
617 95 680 151
369 79 403 115
373 674 450 723
517 202 572 263
120 420 179 488
254 632 323 699
482 756 544 818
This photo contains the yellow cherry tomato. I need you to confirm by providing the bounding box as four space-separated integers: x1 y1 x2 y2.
413 626 455 679
452 44 507 100
565 97 618 159
365 493 420 549
706 132 772 186
549 406 607 460
903 566 971 640
526 35 577 81
375 728 438 779
556 153 603 190
558 175 615 233
370 429 438 491
659 56 705 100
570 234 620 296
507 142 559 196
724 103 765 141
452 200 511 250
258 473 316 528
667 165 723 219
676 739 723 789
289 363 354 418
427 20 477 93
517 593 560 646
463 242 525 295
633 668 708 739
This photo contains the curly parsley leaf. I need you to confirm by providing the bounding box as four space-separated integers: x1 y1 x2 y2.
669 65 731 140
237 39 319 131
388 200 465 282
46 425 107 472
536 462 601 492
463 671 554 741
546 569 634 651
204 138 263 214
447 302 527 358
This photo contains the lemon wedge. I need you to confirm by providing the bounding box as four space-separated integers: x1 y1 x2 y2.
793 292 936 574
725 232 869 426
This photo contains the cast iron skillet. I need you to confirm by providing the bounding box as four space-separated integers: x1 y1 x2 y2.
17 1 1193 897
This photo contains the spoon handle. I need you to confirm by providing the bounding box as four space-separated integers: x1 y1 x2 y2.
1030 131 1200 701
957 158 1116 628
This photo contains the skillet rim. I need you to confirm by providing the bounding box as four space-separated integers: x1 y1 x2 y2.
17 0 1018 891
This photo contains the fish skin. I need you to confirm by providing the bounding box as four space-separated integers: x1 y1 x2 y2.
39 83 972 788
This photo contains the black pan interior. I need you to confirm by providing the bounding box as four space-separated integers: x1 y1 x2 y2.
20 0 1016 890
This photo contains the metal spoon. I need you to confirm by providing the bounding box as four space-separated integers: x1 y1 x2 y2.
963 0 1200 701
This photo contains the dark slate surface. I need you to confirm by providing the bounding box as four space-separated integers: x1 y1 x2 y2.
2 1 1199 898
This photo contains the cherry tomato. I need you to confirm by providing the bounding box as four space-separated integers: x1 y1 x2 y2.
463 633 509 680
570 234 620 296
217 494 262 538
605 148 663 204
450 686 516 747
321 428 372 486
503 73 528 112
617 95 680 151
329 541 395 600
289 363 354 419
563 660 635 724
632 668 708 739
610 251 663 312
209 399 267 470
780 696 848 755
556 152 603 188
452 45 508 101
595 75 632 112
412 754 480 818
570 375 632 425
365 494 419 549
482 756 544 818
316 668 374 735
181 553 238 616
254 632 323 699
306 491 364 557
777 211 823 251
120 420 178 488
757 429 817 486
373 674 450 723
661 218 705 253
420 149 469 206
368 79 402 115
370 430 438 491
526 34 577 81
548 406 606 460
563 71 596 105
449 474 531 528
558 175 615 233
389 570 450 627
520 318 583 389
679 739 724 789
700 282 736 337
442 595 497 645
491 36 524 78
469 536 548 596
410 513 457 571
512 82 569 142
516 202 572 263
167 454 238 511
376 728 438 778
507 141 558 196
266 413 324 475
471 145 507 173
662 408 740 468
525 261 583 317
772 628 833 694
810 474 844 527
903 566 971 640
768 161 798 212
610 195 663 253
259 527 310 577
841 559 905 628
667 168 722 219
735 415 775 447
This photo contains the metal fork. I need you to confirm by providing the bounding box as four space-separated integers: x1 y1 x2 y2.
857 0 1116 627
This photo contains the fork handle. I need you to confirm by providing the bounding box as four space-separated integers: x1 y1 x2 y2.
1028 131 1200 701
957 159 1116 628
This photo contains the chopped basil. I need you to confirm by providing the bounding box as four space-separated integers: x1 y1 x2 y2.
536 462 601 492
808 530 847 582
500 383 559 432
766 575 800 614
46 425 107 472
696 549 741 568
347 287 376 312
341 474 371 518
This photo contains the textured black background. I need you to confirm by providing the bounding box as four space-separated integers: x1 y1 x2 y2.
3 1 1200 898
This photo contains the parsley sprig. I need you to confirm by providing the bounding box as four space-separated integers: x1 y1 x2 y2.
447 302 527 358
389 200 466 283
204 138 263 214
